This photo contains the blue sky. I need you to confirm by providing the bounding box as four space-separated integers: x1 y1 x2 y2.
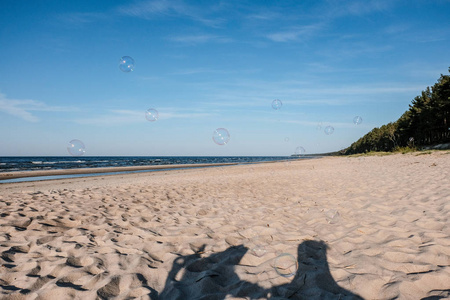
1 0 449 156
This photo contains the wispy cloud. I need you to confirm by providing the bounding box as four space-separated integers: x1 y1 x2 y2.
384 23 411 35
170 68 233 75
383 22 449 44
116 0 223 27
162 111 215 119
190 76 425 110
169 34 232 44
321 0 394 18
343 0 393 16
56 12 107 27
266 24 323 42
317 42 393 59
75 109 144 125
0 93 74 122
246 10 281 21
75 108 215 125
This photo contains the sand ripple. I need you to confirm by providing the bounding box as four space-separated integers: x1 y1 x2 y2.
1 152 449 299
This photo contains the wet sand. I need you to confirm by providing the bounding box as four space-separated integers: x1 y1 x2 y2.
0 162 239 181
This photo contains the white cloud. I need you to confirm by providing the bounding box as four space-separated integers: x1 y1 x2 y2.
320 0 394 18
75 109 143 125
118 0 172 16
0 93 74 122
169 34 232 44
56 12 107 27
75 108 215 125
170 68 233 75
344 0 392 16
116 0 223 27
266 24 323 42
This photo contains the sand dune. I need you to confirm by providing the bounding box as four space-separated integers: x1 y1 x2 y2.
1 152 449 299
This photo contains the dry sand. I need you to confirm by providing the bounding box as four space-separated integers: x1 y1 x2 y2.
0 152 449 299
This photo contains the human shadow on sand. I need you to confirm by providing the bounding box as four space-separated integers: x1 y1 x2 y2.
156 240 364 299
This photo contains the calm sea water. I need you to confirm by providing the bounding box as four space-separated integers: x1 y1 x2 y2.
0 156 302 173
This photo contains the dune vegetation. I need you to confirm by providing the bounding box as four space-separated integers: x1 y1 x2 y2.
345 68 450 155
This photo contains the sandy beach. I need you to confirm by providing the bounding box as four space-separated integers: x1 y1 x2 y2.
1 152 449 299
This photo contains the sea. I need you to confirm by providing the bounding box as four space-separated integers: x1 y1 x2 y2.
0 156 307 183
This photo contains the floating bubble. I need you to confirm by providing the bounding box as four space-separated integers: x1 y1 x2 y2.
295 146 306 156
316 122 323 130
67 139 85 156
353 116 363 125
272 99 282 110
324 126 334 135
212 128 230 145
119 56 135 72
325 209 340 224
409 137 414 142
284 137 290 142
251 245 267 257
274 253 298 277
145 108 159 122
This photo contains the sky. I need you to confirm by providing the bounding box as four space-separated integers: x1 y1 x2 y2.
1 0 449 156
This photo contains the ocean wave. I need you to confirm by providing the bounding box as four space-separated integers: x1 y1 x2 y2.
31 161 57 165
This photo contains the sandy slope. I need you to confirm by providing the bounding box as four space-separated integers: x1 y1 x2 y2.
1 152 449 299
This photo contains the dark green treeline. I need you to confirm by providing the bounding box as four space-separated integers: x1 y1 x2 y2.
345 68 450 154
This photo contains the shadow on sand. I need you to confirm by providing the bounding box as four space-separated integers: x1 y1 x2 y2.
155 240 364 299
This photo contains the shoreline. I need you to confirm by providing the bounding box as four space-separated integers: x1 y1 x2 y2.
0 158 317 182
0 162 240 181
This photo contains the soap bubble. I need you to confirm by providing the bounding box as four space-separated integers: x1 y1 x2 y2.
67 139 85 156
272 99 282 110
324 126 334 135
325 209 340 224
213 128 230 145
119 56 135 72
145 108 159 122
353 116 363 125
284 137 290 142
409 137 414 142
295 146 306 156
316 122 323 130
251 245 267 257
274 253 298 277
